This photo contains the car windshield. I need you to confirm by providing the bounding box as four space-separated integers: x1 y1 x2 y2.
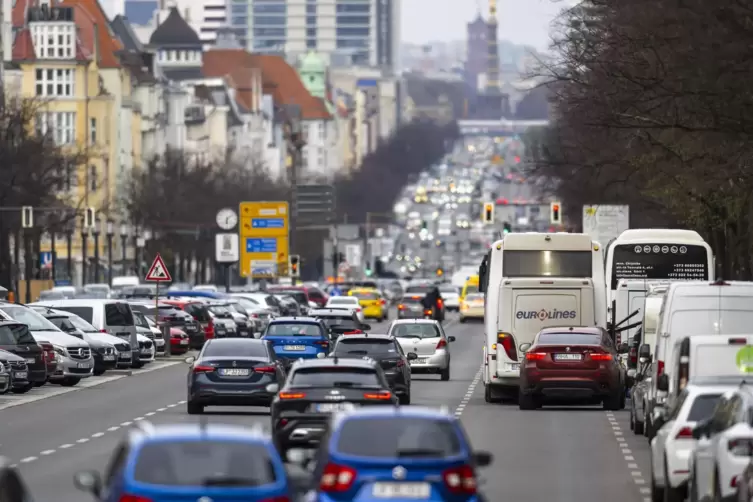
133 441 276 487
537 333 602 345
265 323 322 337
289 367 381 387
334 338 398 356
320 317 360 331
66 314 99 333
336 418 463 458
689 394 722 421
46 316 79 333
465 294 484 302
209 305 232 316
0 324 36 344
391 324 440 339
0 305 61 331
406 286 432 294
183 303 211 322
439 286 458 295
53 306 94 323
274 291 307 305
202 341 268 358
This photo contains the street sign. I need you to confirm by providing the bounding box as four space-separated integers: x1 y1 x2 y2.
582 205 629 246
215 233 239 263
239 201 289 278
145 253 172 282
296 184 335 225
40 251 53 269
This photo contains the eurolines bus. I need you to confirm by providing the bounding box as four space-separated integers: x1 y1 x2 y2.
604 229 714 307
479 232 608 402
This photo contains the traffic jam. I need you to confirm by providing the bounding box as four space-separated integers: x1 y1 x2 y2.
0 137 749 502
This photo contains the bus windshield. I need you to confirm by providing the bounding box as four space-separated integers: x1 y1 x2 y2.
502 250 593 278
609 243 709 290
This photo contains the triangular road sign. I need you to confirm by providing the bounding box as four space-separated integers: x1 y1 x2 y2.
145 253 172 282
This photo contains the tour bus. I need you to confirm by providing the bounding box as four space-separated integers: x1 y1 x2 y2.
479 232 608 402
604 229 714 310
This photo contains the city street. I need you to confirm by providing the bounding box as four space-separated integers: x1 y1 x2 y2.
2 314 651 502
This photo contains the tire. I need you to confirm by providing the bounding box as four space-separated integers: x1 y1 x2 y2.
33 381 45 387
60 377 80 387
399 391 411 405
93 368 106 376
440 366 450 381
187 401 204 414
603 390 621 411
651 473 664 502
519 392 537 410
132 360 144 369
635 411 645 435
11 383 33 394
484 385 502 403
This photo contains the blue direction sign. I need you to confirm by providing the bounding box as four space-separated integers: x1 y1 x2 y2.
246 238 277 253
251 218 285 229
40 251 54 269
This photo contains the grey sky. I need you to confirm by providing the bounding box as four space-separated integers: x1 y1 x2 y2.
401 0 577 51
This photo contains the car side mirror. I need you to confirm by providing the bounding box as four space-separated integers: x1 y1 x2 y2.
362 324 372 331
73 470 102 497
657 373 669 392
448 336 456 342
184 356 196 364
407 352 418 360
692 421 709 440
519 343 531 352
472 450 493 467
265 383 279 394
618 343 629 354
638 344 651 359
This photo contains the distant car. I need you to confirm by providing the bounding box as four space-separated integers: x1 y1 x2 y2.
261 317 330 368
459 293 485 322
439 285 460 312
388 319 454 381
347 288 388 322
325 296 365 322
397 295 431 320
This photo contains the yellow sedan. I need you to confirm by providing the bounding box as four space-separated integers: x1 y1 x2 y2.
459 293 485 323
348 288 388 322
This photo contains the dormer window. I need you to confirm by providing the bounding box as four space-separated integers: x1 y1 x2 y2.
31 24 75 59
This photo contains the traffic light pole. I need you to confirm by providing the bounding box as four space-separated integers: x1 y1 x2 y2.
224 264 231 293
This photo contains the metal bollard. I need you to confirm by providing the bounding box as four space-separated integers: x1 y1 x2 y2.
162 323 171 357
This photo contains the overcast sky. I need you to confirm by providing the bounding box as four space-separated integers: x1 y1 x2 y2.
401 0 577 51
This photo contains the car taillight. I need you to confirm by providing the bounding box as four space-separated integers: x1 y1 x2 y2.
436 339 447 349
363 391 393 400
590 353 612 361
442 464 477 495
119 495 153 502
437 299 443 308
398 304 405 310
258 497 290 502
279 391 306 399
396 359 405 367
728 438 753 456
629 347 637 364
424 309 433 315
319 463 357 492
193 365 215 373
675 427 693 439
344 330 363 335
657 360 664 377
254 366 276 373
379 299 386 305
100 329 108 333
314 340 329 348
525 352 546 361
497 332 518 361
251 314 259 318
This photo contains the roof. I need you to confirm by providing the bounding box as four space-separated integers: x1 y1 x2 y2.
336 334 392 340
148 6 201 47
110 14 144 53
538 326 605 335
203 49 332 120
126 422 271 443
309 309 356 317
335 405 454 421
268 316 321 324
290 357 377 369
390 318 440 325
59 0 123 68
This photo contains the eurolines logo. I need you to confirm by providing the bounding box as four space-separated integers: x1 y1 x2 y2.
516 309 577 321
736 346 753 374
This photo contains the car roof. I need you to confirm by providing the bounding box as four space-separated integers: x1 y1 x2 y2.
29 298 124 306
390 319 440 325
337 334 393 341
538 326 605 335
0 319 26 327
268 316 321 324
291 357 377 369
310 309 355 316
126 422 272 446
334 405 455 422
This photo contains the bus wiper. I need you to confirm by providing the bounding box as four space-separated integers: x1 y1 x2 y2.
201 476 257 486
396 448 445 457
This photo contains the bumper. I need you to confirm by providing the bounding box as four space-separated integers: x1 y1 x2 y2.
189 384 275 406
273 412 330 450
93 354 118 371
408 352 449 373
362 306 386 319
170 338 191 353
26 367 48 384
50 356 94 379
486 356 520 387
153 338 165 352
460 308 484 318
138 347 155 362
520 373 618 398
116 350 133 368
665 446 693 489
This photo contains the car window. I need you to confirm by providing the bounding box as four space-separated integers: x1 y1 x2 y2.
104 442 129 486
401 297 424 305
667 390 688 420
274 291 307 305
66 315 99 333
0 305 61 331
202 341 268 358
334 338 399 356
465 294 484 301
183 304 210 322
47 316 78 333
0 324 36 344
132 441 276 487
308 290 325 300
391 324 440 339
688 394 723 422
132 312 150 328
53 306 94 323
537 333 602 345
265 323 322 337
328 298 357 305
335 417 462 458
290 367 381 387
405 286 432 294
105 303 135 327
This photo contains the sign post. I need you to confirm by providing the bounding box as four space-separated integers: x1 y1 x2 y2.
239 201 290 281
215 233 239 292
145 253 172 356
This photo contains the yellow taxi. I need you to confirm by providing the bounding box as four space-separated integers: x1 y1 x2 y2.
459 292 485 323
460 275 480 300
348 288 388 322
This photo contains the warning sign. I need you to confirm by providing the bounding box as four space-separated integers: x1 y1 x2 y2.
145 253 172 282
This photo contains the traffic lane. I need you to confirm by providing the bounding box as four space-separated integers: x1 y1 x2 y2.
461 393 647 502
610 407 653 497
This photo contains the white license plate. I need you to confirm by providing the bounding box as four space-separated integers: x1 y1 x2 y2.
180 340 188 345
372 482 431 498
219 368 250 376
14 371 27 379
409 358 428 365
119 352 130 359
77 362 90 369
283 345 306 351
508 363 520 372
554 353 583 361
140 349 150 354
25 358 35 364
315 402 356 412
103 355 115 361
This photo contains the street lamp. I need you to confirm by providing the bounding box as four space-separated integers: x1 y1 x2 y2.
106 219 114 287
65 215 74 282
119 223 129 274
92 218 101 283
81 222 89 286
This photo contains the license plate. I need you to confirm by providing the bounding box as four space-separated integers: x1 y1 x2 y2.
140 349 150 355
219 368 250 376
119 352 130 359
283 345 305 351
372 482 431 498
14 371 27 379
77 362 90 369
509 363 520 371
25 358 35 364
180 340 188 345
409 358 428 365
554 353 583 361
186 325 197 331
315 402 356 412
103 355 115 361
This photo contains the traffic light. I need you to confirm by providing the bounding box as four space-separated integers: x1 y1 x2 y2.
482 202 494 224
550 202 562 225
436 268 444 277
84 207 96 228
289 255 300 277
503 222 511 234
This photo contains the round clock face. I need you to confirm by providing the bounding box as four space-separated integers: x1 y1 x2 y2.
216 209 238 230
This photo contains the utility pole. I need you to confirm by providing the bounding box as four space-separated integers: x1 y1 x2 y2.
282 104 304 284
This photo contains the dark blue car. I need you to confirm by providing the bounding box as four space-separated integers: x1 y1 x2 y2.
262 317 330 366
73 422 292 502
311 406 492 502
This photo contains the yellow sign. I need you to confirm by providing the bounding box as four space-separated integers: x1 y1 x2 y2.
239 201 290 278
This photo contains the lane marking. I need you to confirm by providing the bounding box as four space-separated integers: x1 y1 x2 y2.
19 457 36 463
59 444 73 449
91 432 105 438
455 368 482 417
606 411 649 497
40 450 55 456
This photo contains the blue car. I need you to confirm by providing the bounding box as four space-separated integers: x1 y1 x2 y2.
72 422 293 502
311 406 492 502
262 317 331 366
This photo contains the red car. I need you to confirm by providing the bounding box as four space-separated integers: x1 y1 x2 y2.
518 327 628 411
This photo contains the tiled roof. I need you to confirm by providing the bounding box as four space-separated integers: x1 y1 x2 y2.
12 0 28 27
11 30 34 61
118 50 156 84
59 0 123 68
203 49 332 120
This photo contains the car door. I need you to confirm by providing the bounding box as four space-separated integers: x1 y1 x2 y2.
652 390 688 482
695 394 734 500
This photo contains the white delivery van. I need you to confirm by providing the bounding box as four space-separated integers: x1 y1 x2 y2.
483 277 596 401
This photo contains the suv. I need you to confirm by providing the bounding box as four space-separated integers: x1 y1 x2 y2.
0 321 46 391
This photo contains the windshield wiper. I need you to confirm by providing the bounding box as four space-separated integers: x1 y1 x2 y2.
201 476 258 486
396 448 446 457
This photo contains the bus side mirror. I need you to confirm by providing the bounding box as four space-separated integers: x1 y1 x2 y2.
657 374 669 392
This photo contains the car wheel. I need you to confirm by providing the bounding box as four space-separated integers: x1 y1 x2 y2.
519 392 537 410
603 390 621 411
440 366 450 381
651 472 664 502
93 368 106 376
132 360 144 369
187 401 204 414
664 459 684 502
60 377 80 387
11 383 33 394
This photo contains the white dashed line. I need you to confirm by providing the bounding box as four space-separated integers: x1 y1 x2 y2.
39 450 55 456
59 444 73 449
107 426 120 432
121 421 132 427
76 438 89 444
19 457 37 463
607 411 648 497
91 432 105 438
455 368 483 417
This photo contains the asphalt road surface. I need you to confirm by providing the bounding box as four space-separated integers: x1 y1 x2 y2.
2 314 651 502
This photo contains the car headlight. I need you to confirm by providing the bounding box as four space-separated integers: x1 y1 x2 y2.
0 362 5 373
53 345 67 356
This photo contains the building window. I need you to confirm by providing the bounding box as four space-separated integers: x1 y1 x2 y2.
35 68 74 97
89 165 97 191
89 118 97 143
336 27 369 37
307 39 317 49
36 112 76 145
31 24 75 59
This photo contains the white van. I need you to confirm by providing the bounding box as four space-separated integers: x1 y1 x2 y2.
483 277 596 401
614 280 670 345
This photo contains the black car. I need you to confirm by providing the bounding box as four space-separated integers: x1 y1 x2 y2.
0 321 46 391
330 334 414 404
272 294 301 316
0 349 32 393
309 309 372 340
185 338 286 414
39 311 118 375
269 357 398 456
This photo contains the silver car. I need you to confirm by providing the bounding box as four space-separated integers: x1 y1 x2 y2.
387 319 454 381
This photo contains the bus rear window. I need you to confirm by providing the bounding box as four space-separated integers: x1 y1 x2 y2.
503 250 593 278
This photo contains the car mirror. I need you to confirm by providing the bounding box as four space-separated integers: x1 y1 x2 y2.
692 421 709 440
407 352 418 360
638 344 651 359
657 373 669 392
519 343 531 352
184 356 195 364
618 343 629 354
265 383 279 394
73 470 102 497
448 336 456 342
472 450 493 467
362 324 372 331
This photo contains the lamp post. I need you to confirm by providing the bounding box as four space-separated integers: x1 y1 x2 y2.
106 219 114 286
92 218 101 283
65 218 74 283
120 223 129 274
81 224 89 286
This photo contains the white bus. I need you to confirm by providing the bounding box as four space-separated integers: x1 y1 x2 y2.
479 232 608 402
604 229 714 308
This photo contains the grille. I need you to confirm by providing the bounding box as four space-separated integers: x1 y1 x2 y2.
97 346 115 355
139 340 153 350
115 342 130 352
67 347 91 360
8 360 27 370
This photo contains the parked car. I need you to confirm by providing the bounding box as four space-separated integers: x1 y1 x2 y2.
159 299 213 347
0 348 29 394
143 316 190 355
231 292 282 316
0 321 46 391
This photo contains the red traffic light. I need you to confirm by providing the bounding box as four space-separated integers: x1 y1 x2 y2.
495 198 508 205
